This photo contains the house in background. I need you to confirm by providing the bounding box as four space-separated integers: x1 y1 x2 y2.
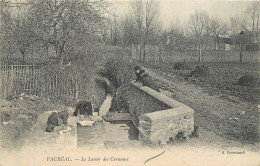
217 34 234 51
239 30 260 51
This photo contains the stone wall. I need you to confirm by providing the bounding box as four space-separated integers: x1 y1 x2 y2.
110 82 171 125
127 84 171 126
130 82 195 144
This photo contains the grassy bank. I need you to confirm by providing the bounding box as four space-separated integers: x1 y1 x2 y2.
0 95 67 150
0 46 119 150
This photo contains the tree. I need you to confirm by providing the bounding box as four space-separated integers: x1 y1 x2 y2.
229 15 248 35
0 5 16 62
28 0 108 65
144 0 159 42
121 15 137 45
0 1 33 63
209 16 228 50
130 0 143 40
99 19 110 43
162 19 191 51
246 1 260 30
189 9 209 61
128 0 159 61
109 15 120 45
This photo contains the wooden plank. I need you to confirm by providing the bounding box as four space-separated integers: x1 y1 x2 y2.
3 68 6 98
29 64 32 95
37 69 40 96
9 65 14 97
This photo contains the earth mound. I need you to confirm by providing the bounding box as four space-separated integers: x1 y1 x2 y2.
237 72 260 87
189 65 210 77
173 62 191 70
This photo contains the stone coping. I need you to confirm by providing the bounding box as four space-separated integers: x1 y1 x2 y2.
139 107 194 122
130 81 195 120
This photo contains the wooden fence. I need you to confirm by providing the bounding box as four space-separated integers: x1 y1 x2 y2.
0 63 79 100
131 44 260 63
1 63 39 98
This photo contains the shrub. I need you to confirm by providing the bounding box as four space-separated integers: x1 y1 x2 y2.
237 72 260 87
189 65 210 78
37 61 101 103
104 56 138 88
173 62 191 70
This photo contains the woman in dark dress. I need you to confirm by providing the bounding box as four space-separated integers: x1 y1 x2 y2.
46 109 69 132
139 70 160 92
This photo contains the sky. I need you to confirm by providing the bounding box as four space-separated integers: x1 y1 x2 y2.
110 0 253 29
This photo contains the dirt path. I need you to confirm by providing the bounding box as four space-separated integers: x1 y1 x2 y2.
143 66 259 152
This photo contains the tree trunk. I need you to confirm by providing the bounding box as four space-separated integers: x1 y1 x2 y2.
59 41 66 66
257 13 259 30
252 13 255 30
199 36 202 62
20 49 26 64
143 43 146 62
215 37 218 50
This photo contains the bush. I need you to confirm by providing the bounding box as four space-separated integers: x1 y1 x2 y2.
173 62 191 70
34 60 106 108
189 65 210 78
104 56 138 88
238 72 260 87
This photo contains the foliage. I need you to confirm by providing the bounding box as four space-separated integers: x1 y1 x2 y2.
173 62 191 70
38 62 96 103
0 6 34 63
120 0 160 46
238 72 260 87
28 0 108 64
246 1 260 31
104 56 137 87
189 65 210 78
0 0 110 64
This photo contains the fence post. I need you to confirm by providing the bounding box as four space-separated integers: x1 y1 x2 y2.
9 65 14 97
0 63 2 99
75 75 79 100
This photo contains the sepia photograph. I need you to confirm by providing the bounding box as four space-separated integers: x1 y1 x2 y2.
0 0 259 165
